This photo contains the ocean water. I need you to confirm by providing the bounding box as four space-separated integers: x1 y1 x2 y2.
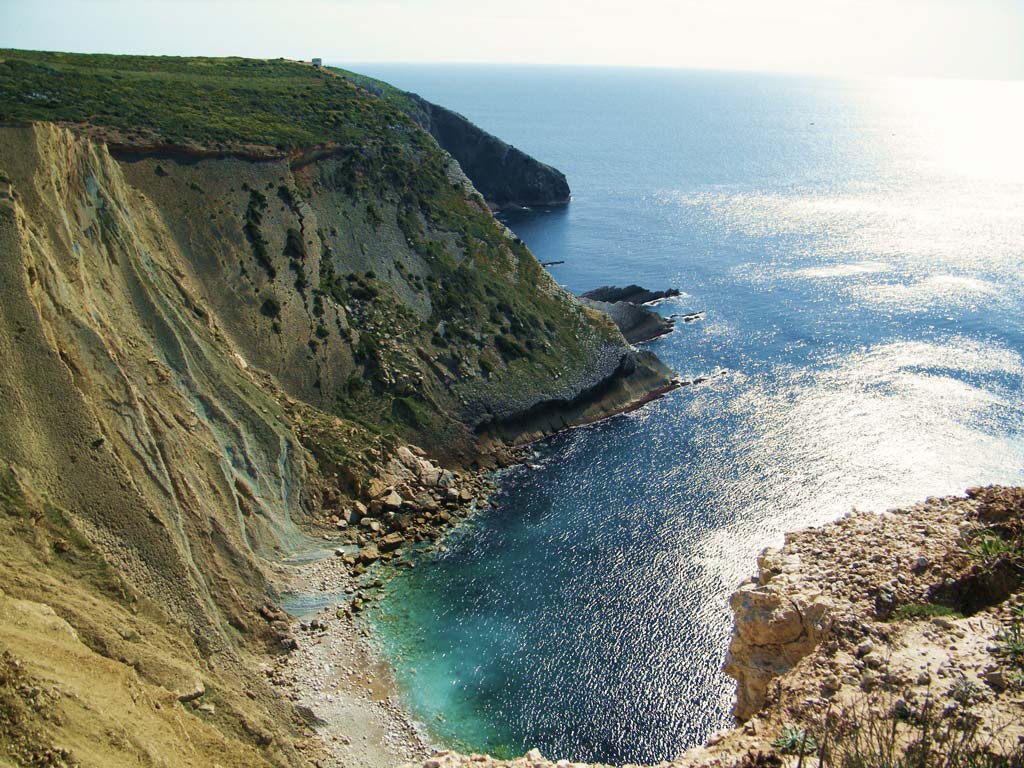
348 65 1024 764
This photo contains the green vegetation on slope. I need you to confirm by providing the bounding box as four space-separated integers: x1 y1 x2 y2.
0 49 419 150
0 48 629 455
327 66 430 125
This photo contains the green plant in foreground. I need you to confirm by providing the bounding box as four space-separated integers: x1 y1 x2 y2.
1009 670 1024 690
797 695 1024 768
965 531 1020 567
997 622 1024 666
772 725 818 755
950 675 981 705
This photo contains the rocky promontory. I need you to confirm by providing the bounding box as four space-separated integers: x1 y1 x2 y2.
336 70 571 210
578 285 681 344
411 97 571 210
579 298 675 344
580 285 682 306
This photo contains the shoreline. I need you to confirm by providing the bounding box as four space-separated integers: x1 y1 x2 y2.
272 456 518 767
271 374 682 766
385 486 1024 768
273 548 434 768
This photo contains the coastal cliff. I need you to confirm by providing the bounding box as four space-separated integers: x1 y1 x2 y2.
4 49 1019 768
408 96 571 210
0 50 675 768
335 70 571 210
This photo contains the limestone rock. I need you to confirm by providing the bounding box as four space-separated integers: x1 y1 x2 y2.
724 553 833 720
357 544 380 564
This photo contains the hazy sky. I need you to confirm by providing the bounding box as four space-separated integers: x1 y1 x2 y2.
2 0 1023 79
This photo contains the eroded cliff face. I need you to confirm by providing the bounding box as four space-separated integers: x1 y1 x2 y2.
334 70 571 210
109 136 649 462
723 550 834 721
410 96 571 210
0 123 314 767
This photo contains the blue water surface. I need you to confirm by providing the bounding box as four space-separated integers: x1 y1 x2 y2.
345 65 1024 764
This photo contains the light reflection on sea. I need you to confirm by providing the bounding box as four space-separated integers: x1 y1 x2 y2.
353 66 1024 765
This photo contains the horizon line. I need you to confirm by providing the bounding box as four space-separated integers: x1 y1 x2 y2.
3 45 1022 85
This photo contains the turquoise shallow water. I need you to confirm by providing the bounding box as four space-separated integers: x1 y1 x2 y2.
347 65 1024 764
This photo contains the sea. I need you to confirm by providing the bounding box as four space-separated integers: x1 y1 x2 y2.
344 64 1024 765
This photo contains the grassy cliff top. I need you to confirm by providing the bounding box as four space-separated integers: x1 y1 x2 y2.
0 49 417 151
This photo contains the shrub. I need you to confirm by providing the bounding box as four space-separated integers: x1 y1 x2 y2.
997 621 1024 666
244 191 275 279
284 227 305 260
495 334 528 361
967 534 1017 565
790 694 1023 768
772 725 817 756
392 397 428 429
260 297 281 318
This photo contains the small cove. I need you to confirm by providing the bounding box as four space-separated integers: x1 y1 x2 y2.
348 65 1024 764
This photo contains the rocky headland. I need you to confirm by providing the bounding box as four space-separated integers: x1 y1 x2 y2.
580 285 683 306
578 285 682 343
335 69 570 211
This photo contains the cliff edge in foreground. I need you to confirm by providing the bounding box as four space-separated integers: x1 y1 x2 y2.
405 486 1024 768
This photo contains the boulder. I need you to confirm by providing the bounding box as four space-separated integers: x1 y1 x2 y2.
357 544 380 564
366 476 390 499
177 681 206 703
396 445 419 470
379 532 405 552
417 459 442 486
723 558 833 720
